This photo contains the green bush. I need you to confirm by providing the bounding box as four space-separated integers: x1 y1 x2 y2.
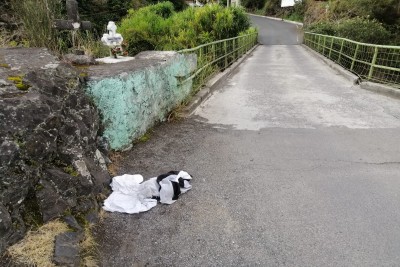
307 17 392 45
336 17 391 44
120 2 251 55
307 21 337 36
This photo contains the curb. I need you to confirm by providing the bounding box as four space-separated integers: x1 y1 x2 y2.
183 44 260 116
359 82 400 100
247 13 303 26
301 44 361 85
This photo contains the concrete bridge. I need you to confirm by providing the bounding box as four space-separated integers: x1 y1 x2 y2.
96 15 400 266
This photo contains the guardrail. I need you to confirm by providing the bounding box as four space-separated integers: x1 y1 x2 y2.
178 32 258 93
304 32 400 88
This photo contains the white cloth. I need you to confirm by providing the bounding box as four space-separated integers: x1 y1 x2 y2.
159 171 192 204
103 171 192 214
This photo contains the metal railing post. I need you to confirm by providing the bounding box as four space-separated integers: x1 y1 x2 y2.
338 39 345 64
224 40 228 69
368 47 379 80
318 35 321 51
211 43 215 62
350 44 360 71
198 46 203 68
329 37 334 58
233 39 236 60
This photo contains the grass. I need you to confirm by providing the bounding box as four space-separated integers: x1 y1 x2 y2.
6 220 69 267
167 103 186 122
107 151 123 177
80 223 99 267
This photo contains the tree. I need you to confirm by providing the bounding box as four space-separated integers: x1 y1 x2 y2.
241 0 266 10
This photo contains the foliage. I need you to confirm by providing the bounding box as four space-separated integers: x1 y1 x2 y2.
306 21 337 36
241 0 266 10
77 0 187 35
243 0 399 44
78 0 133 35
120 2 251 55
304 0 399 45
307 17 392 45
328 0 400 25
336 17 391 45
10 0 65 52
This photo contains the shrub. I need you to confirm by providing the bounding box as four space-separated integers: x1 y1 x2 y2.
120 2 251 55
336 17 391 44
119 2 173 55
307 21 337 36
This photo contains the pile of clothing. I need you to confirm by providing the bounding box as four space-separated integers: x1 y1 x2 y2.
103 170 192 214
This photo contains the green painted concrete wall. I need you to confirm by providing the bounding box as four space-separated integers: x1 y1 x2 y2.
85 52 196 151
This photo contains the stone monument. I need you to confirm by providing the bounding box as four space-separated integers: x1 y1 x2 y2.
97 22 134 64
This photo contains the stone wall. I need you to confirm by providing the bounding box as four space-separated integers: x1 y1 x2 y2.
85 51 196 151
0 48 110 254
0 48 197 256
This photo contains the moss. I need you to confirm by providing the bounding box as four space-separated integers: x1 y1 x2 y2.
63 165 79 177
7 75 31 91
79 72 88 78
26 159 38 167
0 63 10 68
21 188 44 229
35 184 44 191
66 78 79 90
138 132 151 143
13 134 25 148
62 209 72 217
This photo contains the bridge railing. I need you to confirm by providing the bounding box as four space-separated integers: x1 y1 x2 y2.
304 32 400 88
178 32 258 93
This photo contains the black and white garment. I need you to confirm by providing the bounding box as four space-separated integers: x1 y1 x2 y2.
103 170 192 214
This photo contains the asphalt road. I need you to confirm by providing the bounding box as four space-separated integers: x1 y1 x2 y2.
96 16 400 266
248 14 303 45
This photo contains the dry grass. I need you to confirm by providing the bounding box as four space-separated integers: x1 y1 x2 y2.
80 224 99 267
97 208 108 223
167 103 186 122
7 220 69 267
107 151 123 177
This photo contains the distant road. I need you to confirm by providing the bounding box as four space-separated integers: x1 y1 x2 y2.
248 14 303 45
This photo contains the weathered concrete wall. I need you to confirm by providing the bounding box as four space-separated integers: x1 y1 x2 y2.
85 51 196 151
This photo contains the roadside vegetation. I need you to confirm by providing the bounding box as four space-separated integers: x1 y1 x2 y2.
0 0 252 56
243 0 400 45
6 220 69 266
119 2 252 55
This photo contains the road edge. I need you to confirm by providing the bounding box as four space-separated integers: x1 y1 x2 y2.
182 44 260 116
359 82 400 100
301 44 361 85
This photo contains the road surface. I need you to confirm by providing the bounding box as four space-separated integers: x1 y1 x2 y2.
96 16 400 266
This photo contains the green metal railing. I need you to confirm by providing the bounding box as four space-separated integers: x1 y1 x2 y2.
178 32 258 92
304 32 400 88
